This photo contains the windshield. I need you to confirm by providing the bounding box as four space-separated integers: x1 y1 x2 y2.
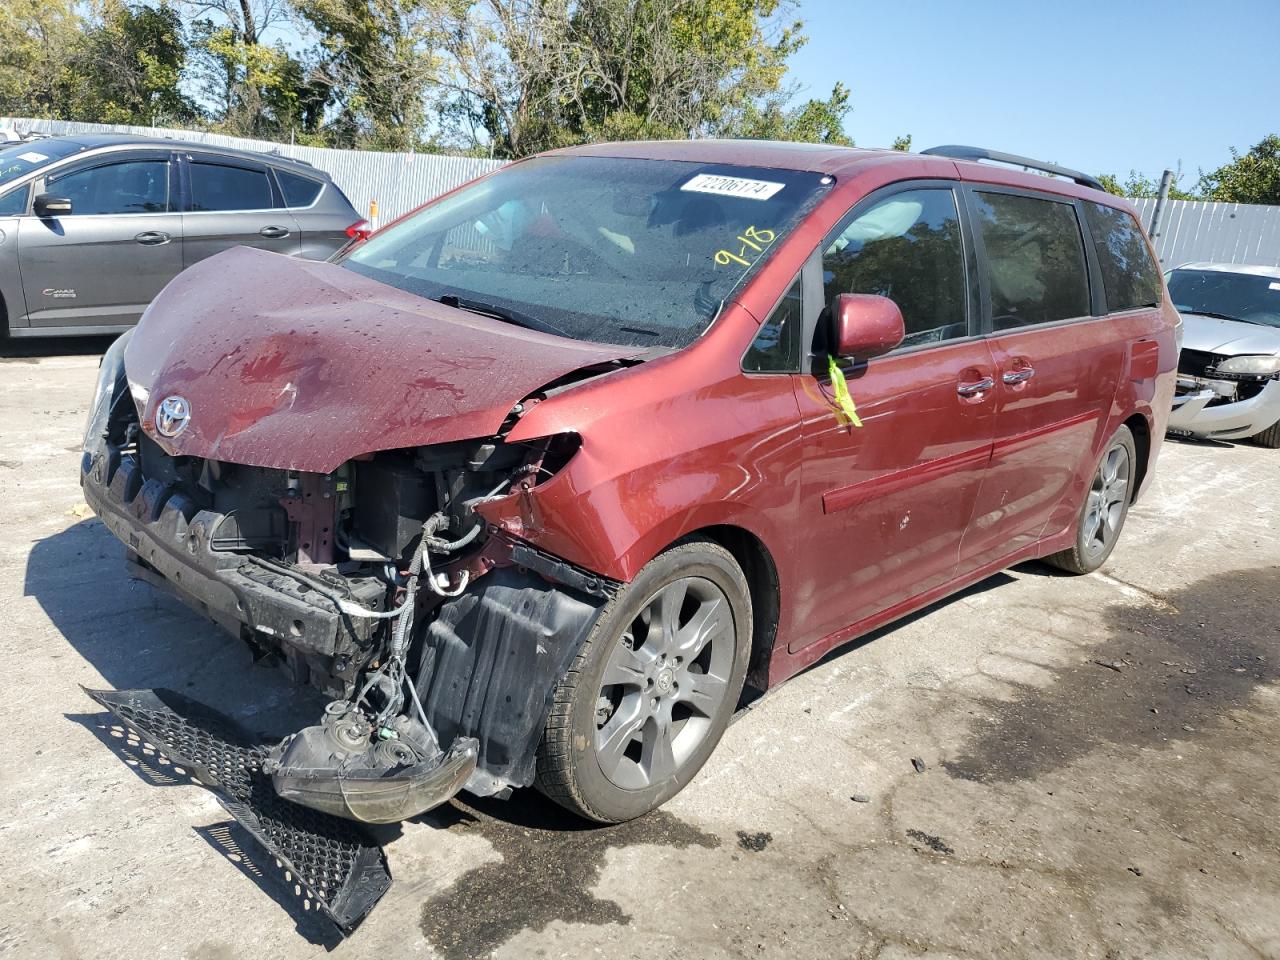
0 139 86 188
340 156 831 348
1167 268 1280 328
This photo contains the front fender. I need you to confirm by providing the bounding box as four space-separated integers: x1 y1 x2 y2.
476 360 804 584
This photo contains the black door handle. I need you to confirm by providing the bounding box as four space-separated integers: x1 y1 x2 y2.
259 225 291 239
134 231 171 246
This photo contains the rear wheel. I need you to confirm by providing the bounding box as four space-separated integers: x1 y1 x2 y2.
536 539 751 823
1044 424 1137 575
1251 419 1280 449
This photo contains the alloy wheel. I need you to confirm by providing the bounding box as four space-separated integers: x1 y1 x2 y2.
1083 443 1130 562
593 576 735 790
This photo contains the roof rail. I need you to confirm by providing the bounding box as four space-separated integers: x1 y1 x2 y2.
920 144 1105 193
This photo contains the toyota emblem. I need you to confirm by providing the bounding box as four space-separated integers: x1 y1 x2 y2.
155 395 191 438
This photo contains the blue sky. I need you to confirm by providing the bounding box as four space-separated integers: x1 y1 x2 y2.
785 0 1278 185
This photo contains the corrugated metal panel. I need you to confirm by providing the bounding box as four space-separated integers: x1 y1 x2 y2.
1129 197 1280 268
5 116 504 223
8 117 1280 266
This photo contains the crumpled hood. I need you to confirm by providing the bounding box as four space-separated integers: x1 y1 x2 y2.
1181 312 1280 355
126 247 637 473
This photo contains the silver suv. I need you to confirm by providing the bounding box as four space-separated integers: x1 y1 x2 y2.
0 134 361 338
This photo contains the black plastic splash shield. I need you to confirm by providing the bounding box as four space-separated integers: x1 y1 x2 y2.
83 687 390 933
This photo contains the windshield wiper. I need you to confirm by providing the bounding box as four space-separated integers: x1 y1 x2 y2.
435 294 570 338
1180 308 1244 323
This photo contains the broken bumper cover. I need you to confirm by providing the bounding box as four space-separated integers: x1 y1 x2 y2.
1167 379 1280 440
84 687 392 933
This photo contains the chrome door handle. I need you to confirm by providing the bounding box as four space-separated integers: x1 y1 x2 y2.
957 377 995 396
134 231 171 245
259 225 290 239
1002 367 1036 384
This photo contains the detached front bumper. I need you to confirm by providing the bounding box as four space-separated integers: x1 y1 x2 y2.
1167 378 1280 441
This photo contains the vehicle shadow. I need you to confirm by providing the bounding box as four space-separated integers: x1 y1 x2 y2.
0 334 118 360
64 706 344 947
27 518 320 734
1164 432 1237 450
195 821 345 948
33 519 350 943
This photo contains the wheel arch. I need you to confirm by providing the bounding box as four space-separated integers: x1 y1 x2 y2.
1122 411 1152 503
682 524 780 697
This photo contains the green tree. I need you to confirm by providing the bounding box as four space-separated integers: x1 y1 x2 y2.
193 23 324 138
185 0 324 140
1097 168 1196 200
66 1 197 126
0 0 80 118
292 0 442 150
431 0 852 158
1198 135 1280 205
731 81 853 145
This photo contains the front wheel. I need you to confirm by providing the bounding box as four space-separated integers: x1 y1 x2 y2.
1043 424 1137 575
535 539 751 823
1251 419 1280 449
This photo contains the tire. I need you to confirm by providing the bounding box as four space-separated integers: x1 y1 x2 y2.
1251 419 1280 449
535 538 751 823
1043 424 1137 575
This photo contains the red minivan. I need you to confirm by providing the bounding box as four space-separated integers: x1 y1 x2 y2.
81 140 1177 926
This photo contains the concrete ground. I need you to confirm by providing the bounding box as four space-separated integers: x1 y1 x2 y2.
1 338 1277 960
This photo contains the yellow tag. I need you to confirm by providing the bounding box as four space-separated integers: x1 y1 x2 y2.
827 355 863 428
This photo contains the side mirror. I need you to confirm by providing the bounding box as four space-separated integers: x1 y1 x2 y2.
34 194 72 218
833 293 905 359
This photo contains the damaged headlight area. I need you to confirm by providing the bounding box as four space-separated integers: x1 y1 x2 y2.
1212 354 1280 379
81 376 603 827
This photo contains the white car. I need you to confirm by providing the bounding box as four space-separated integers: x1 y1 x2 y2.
1166 262 1280 447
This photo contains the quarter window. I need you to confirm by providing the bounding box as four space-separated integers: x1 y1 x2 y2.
0 184 27 216
821 189 969 349
49 160 169 215
973 192 1090 329
744 278 802 372
189 162 272 212
277 170 323 208
1084 202 1162 312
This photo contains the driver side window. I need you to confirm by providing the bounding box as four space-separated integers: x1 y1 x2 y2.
821 188 969 349
48 159 169 215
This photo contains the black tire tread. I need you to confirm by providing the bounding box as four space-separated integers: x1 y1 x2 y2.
535 538 747 822
1043 424 1136 575
1251 419 1280 449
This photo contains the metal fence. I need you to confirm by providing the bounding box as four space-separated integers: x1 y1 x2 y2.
7 117 1280 267
1129 197 1280 268
4 117 503 224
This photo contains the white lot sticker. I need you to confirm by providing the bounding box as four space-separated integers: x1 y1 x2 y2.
1270 281 1280 291
18 152 48 164
681 173 785 201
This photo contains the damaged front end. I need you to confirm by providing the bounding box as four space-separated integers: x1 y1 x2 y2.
82 332 614 829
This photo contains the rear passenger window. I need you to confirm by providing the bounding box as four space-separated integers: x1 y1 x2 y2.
277 170 322 208
744 278 802 372
821 189 969 348
189 162 272 212
1084 202 1162 311
973 192 1090 329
